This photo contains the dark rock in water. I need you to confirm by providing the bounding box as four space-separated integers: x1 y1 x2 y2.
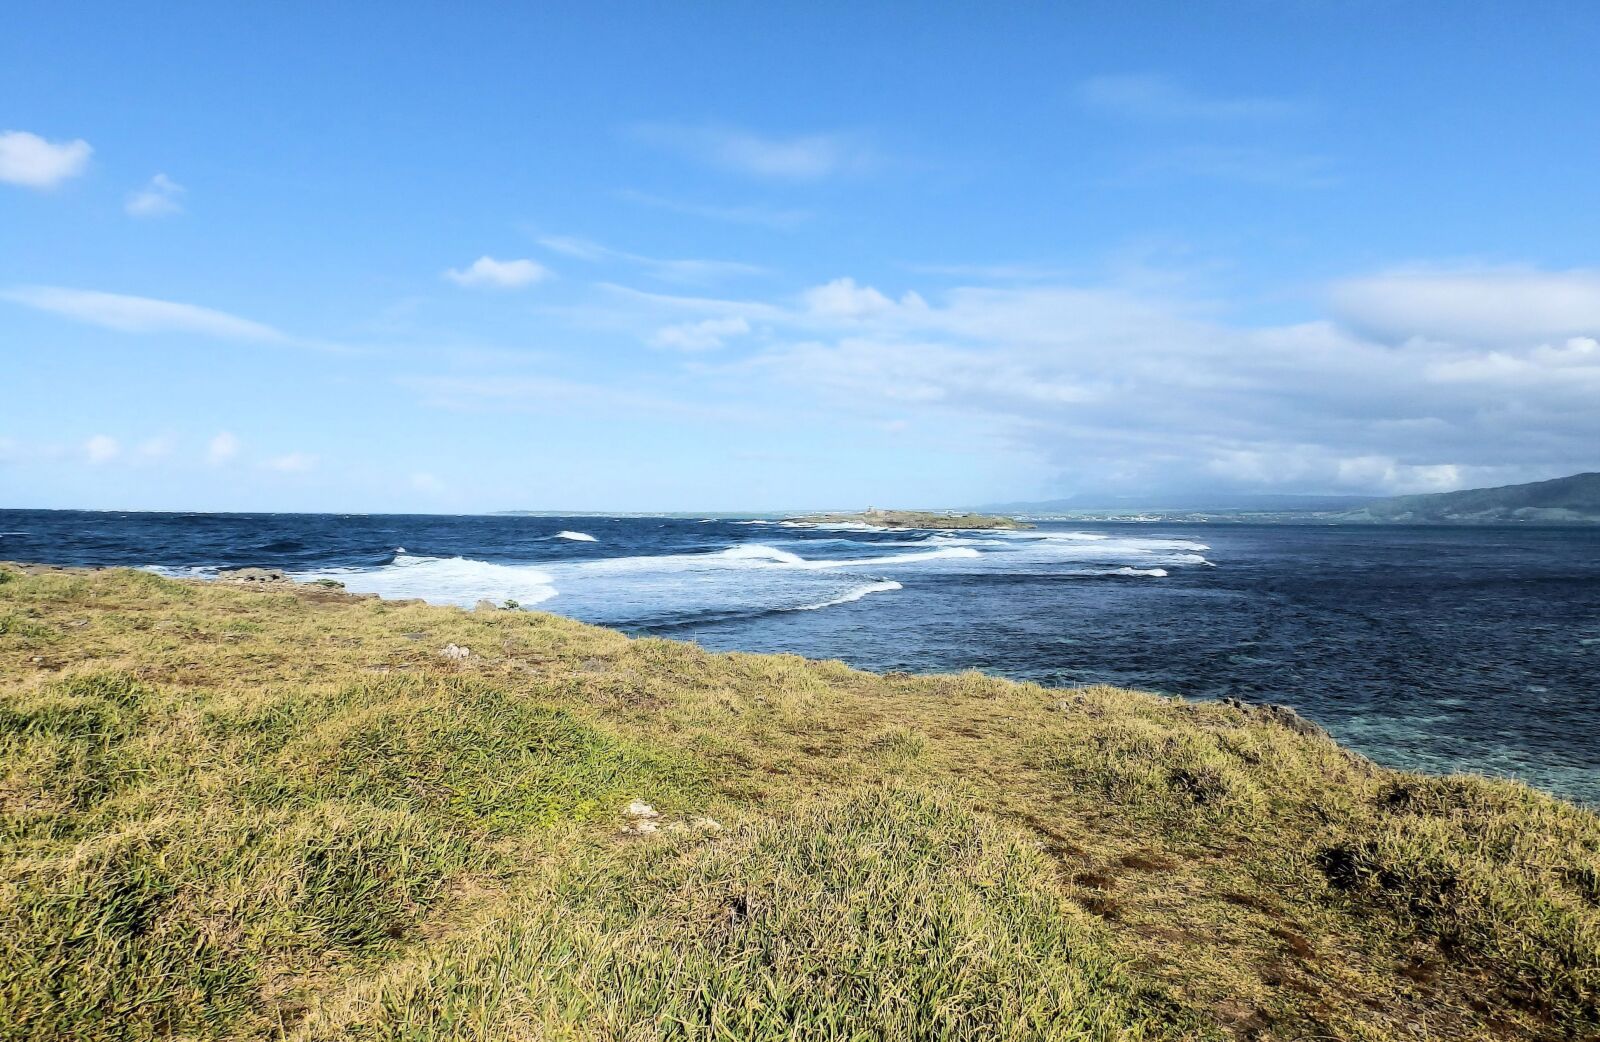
307 578 345 589
1256 702 1326 738
1219 697 1326 739
215 567 290 584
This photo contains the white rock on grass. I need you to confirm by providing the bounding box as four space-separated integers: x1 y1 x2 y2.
440 643 471 660
624 800 661 820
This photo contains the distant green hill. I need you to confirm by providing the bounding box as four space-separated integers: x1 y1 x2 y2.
1336 472 1600 524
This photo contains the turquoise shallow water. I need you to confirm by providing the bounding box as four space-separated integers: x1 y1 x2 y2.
3 510 1596 804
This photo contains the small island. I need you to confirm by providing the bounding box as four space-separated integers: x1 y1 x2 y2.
786 508 1034 530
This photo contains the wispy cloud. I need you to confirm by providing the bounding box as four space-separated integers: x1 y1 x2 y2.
599 265 1600 497
443 256 551 289
803 278 925 320
615 189 812 230
0 130 92 189
3 286 289 341
534 233 766 284
627 123 875 180
84 434 120 464
207 432 240 465
1077 74 1301 122
594 282 789 321
1329 268 1600 343
125 173 185 217
649 316 751 351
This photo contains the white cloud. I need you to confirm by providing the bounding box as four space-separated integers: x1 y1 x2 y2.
84 435 120 464
535 235 610 261
534 234 765 284
1334 456 1462 494
629 124 874 180
1425 337 1600 395
207 431 240 464
1077 75 1300 121
2 286 288 341
803 278 911 320
1203 449 1471 495
661 265 1600 497
1330 269 1600 343
0 130 92 189
443 256 551 289
125 173 185 217
264 452 317 473
419 260 1600 499
649 316 751 351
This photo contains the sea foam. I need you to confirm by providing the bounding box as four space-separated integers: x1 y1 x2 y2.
297 553 558 608
794 579 903 611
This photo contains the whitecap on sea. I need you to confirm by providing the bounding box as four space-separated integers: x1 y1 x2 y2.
290 526 1212 625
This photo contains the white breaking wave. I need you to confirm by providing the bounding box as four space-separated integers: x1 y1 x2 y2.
996 530 1207 551
296 553 558 608
808 545 982 569
794 579 903 611
993 529 1109 542
571 542 982 577
713 543 807 566
707 543 981 571
286 522 1214 622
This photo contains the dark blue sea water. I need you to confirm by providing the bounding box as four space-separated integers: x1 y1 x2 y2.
2 510 1596 804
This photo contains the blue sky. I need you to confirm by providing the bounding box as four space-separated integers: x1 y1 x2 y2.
3 1 1598 512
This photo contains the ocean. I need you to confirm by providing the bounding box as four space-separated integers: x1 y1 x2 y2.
2 509 1596 804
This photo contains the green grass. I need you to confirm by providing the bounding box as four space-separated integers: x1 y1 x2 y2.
296 789 1205 1041
1 565 1597 1040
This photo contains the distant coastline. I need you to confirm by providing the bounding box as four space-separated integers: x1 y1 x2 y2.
785 508 1032 530
982 471 1600 526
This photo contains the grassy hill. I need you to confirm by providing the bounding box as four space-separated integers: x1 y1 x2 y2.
1 565 1597 1040
1338 472 1600 523
975 473 1600 524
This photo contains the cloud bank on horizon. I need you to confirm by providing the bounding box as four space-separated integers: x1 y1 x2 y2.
2 5 1597 511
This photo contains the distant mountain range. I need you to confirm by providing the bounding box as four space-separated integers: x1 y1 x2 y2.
982 472 1600 524
1327 472 1600 524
